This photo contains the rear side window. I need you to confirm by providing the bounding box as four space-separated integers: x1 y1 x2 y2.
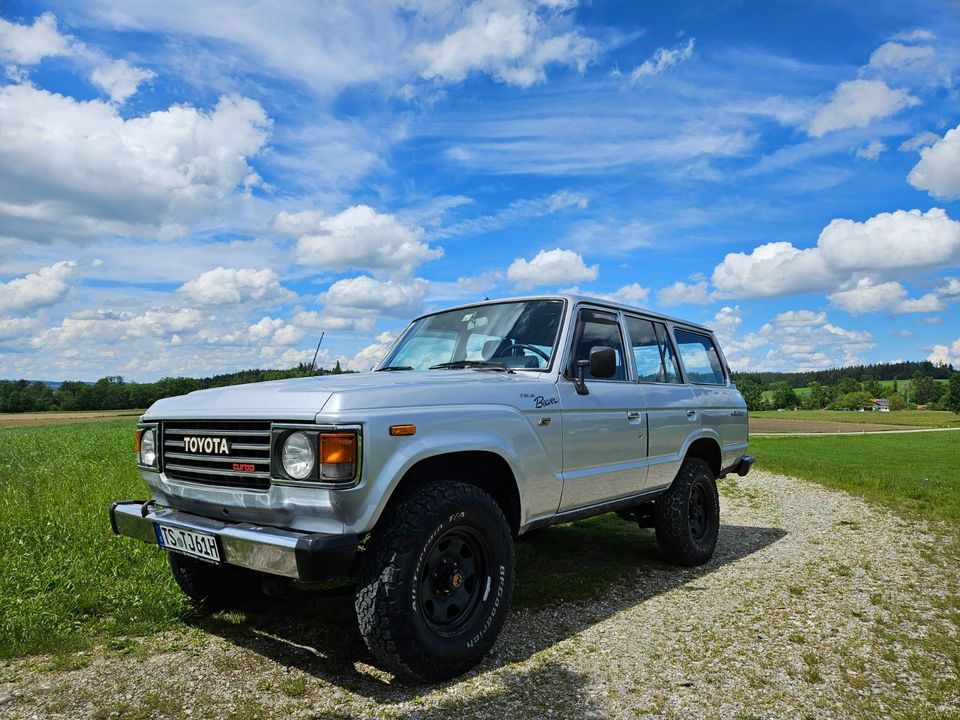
673 329 725 385
626 317 681 383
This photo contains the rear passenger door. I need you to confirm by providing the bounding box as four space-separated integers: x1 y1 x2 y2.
623 316 699 491
672 328 748 457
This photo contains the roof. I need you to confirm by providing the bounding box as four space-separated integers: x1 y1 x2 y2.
412 294 714 333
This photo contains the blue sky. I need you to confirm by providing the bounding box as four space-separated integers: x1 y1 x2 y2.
0 0 958 381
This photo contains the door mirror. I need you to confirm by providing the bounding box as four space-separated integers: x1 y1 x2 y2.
589 346 616 379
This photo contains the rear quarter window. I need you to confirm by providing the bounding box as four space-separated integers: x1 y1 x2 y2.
673 329 726 385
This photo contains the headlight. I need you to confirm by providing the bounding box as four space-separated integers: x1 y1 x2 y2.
282 431 315 479
137 426 157 467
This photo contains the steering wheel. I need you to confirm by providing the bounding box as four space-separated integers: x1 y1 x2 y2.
493 343 550 362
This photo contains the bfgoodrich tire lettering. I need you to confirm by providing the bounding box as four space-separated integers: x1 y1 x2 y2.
654 456 720 566
355 481 514 681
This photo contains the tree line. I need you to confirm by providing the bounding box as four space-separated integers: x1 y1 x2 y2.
0 362 350 414
732 369 960 415
733 360 954 388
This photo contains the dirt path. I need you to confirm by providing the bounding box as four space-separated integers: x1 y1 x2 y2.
2 471 957 719
749 417 914 434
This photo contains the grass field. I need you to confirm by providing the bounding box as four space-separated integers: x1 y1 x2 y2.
0 419 187 658
749 433 959 526
750 409 960 428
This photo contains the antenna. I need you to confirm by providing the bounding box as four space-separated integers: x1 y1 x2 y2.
308 331 325 376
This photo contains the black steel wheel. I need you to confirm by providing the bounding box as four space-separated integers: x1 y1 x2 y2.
418 527 490 636
654 457 720 566
355 481 514 682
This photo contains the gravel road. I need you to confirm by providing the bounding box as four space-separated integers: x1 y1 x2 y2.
2 470 957 719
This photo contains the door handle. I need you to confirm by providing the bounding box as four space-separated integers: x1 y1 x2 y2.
687 409 698 418
626 411 642 420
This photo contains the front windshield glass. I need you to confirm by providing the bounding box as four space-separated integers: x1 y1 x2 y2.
379 300 565 371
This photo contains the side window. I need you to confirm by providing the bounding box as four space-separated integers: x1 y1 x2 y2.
568 309 627 381
626 317 681 383
673 329 725 385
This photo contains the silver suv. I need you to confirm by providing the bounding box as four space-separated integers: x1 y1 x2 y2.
111 295 753 681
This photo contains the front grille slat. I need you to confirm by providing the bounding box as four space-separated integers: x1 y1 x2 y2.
164 463 272 479
164 452 269 464
162 420 273 491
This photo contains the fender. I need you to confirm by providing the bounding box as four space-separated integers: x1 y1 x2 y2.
336 405 561 535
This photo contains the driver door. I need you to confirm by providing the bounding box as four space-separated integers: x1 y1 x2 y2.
557 307 648 511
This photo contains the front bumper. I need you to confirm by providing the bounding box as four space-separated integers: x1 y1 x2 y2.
109 501 358 581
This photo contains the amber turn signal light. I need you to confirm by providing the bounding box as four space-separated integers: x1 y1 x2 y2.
319 432 357 464
389 424 416 436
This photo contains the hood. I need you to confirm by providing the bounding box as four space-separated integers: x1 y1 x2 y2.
143 369 554 421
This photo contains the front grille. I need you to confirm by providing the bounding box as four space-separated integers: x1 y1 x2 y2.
162 420 272 491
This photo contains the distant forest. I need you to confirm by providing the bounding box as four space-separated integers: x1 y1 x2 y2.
731 360 954 387
0 362 352 414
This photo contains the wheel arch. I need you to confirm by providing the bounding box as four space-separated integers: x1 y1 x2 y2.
684 436 722 478
390 450 522 536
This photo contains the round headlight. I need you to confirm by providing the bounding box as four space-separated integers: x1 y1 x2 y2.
141 428 157 467
282 431 315 480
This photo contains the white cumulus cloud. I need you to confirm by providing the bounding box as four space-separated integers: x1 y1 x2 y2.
867 41 934 70
507 248 598 289
807 79 919 138
827 278 943 315
322 276 430 318
0 260 77 314
90 59 155 104
712 208 960 300
0 86 270 242
656 280 713 307
907 123 960 200
277 205 442 278
856 140 887 160
177 267 296 307
415 0 597 88
927 338 960 367
0 12 70 66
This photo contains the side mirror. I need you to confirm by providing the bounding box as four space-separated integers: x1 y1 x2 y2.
589 346 617 379
574 345 617 395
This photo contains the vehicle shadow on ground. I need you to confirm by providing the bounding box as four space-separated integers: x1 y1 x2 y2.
190 517 786 707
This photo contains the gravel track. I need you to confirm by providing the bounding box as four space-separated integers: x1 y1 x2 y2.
2 470 957 719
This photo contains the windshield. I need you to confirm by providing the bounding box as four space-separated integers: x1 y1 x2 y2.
379 300 565 371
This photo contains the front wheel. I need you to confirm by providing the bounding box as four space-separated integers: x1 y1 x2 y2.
355 481 514 681
654 457 720 566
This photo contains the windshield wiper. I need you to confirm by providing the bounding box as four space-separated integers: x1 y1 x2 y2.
376 365 414 371
429 360 513 373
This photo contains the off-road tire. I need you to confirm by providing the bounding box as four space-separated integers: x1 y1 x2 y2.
168 552 262 609
355 481 514 682
654 457 720 566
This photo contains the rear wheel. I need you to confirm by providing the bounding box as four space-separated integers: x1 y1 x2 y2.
355 481 514 681
167 553 262 609
654 457 720 566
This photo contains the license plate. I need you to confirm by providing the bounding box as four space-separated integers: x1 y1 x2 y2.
155 524 221 563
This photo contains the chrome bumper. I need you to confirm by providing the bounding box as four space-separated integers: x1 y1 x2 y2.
109 501 358 580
